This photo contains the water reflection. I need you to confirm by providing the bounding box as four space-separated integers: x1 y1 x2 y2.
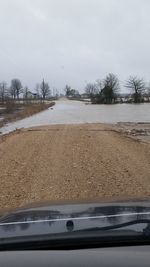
0 203 150 240
0 209 61 232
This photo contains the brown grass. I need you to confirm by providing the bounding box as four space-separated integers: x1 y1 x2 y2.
0 102 55 128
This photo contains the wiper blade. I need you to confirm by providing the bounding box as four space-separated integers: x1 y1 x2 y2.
80 219 150 234
0 219 150 251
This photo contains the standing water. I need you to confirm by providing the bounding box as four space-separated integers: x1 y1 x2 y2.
0 100 150 134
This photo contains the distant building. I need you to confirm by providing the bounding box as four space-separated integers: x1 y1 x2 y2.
26 91 39 99
81 93 90 99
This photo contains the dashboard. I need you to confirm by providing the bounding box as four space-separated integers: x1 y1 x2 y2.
0 245 149 267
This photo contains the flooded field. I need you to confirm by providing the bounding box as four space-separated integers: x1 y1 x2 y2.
0 100 150 134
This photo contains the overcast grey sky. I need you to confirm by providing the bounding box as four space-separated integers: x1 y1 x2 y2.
0 0 150 92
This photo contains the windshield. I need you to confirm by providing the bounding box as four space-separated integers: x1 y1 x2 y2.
0 0 150 247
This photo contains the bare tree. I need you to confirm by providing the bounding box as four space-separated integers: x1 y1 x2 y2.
85 83 98 97
23 86 29 100
64 85 71 96
35 83 40 98
102 73 120 103
69 89 80 97
11 79 22 99
96 79 103 92
55 88 59 97
8 85 16 99
0 81 7 103
40 79 50 100
125 76 145 103
147 86 150 102
52 87 59 98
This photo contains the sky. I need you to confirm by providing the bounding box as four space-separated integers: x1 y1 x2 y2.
0 0 150 93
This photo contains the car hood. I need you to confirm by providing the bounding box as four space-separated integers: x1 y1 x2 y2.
1 198 150 222
1 198 150 248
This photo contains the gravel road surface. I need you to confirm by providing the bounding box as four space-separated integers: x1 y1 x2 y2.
0 124 150 209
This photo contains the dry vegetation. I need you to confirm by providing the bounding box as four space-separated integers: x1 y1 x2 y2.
0 101 55 128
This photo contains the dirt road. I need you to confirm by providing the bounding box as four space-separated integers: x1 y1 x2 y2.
0 124 150 209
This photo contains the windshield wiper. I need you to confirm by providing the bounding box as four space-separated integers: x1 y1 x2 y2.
78 219 150 234
0 219 150 251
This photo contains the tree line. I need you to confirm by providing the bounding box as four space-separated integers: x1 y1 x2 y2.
84 74 150 104
64 85 80 98
0 79 51 103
